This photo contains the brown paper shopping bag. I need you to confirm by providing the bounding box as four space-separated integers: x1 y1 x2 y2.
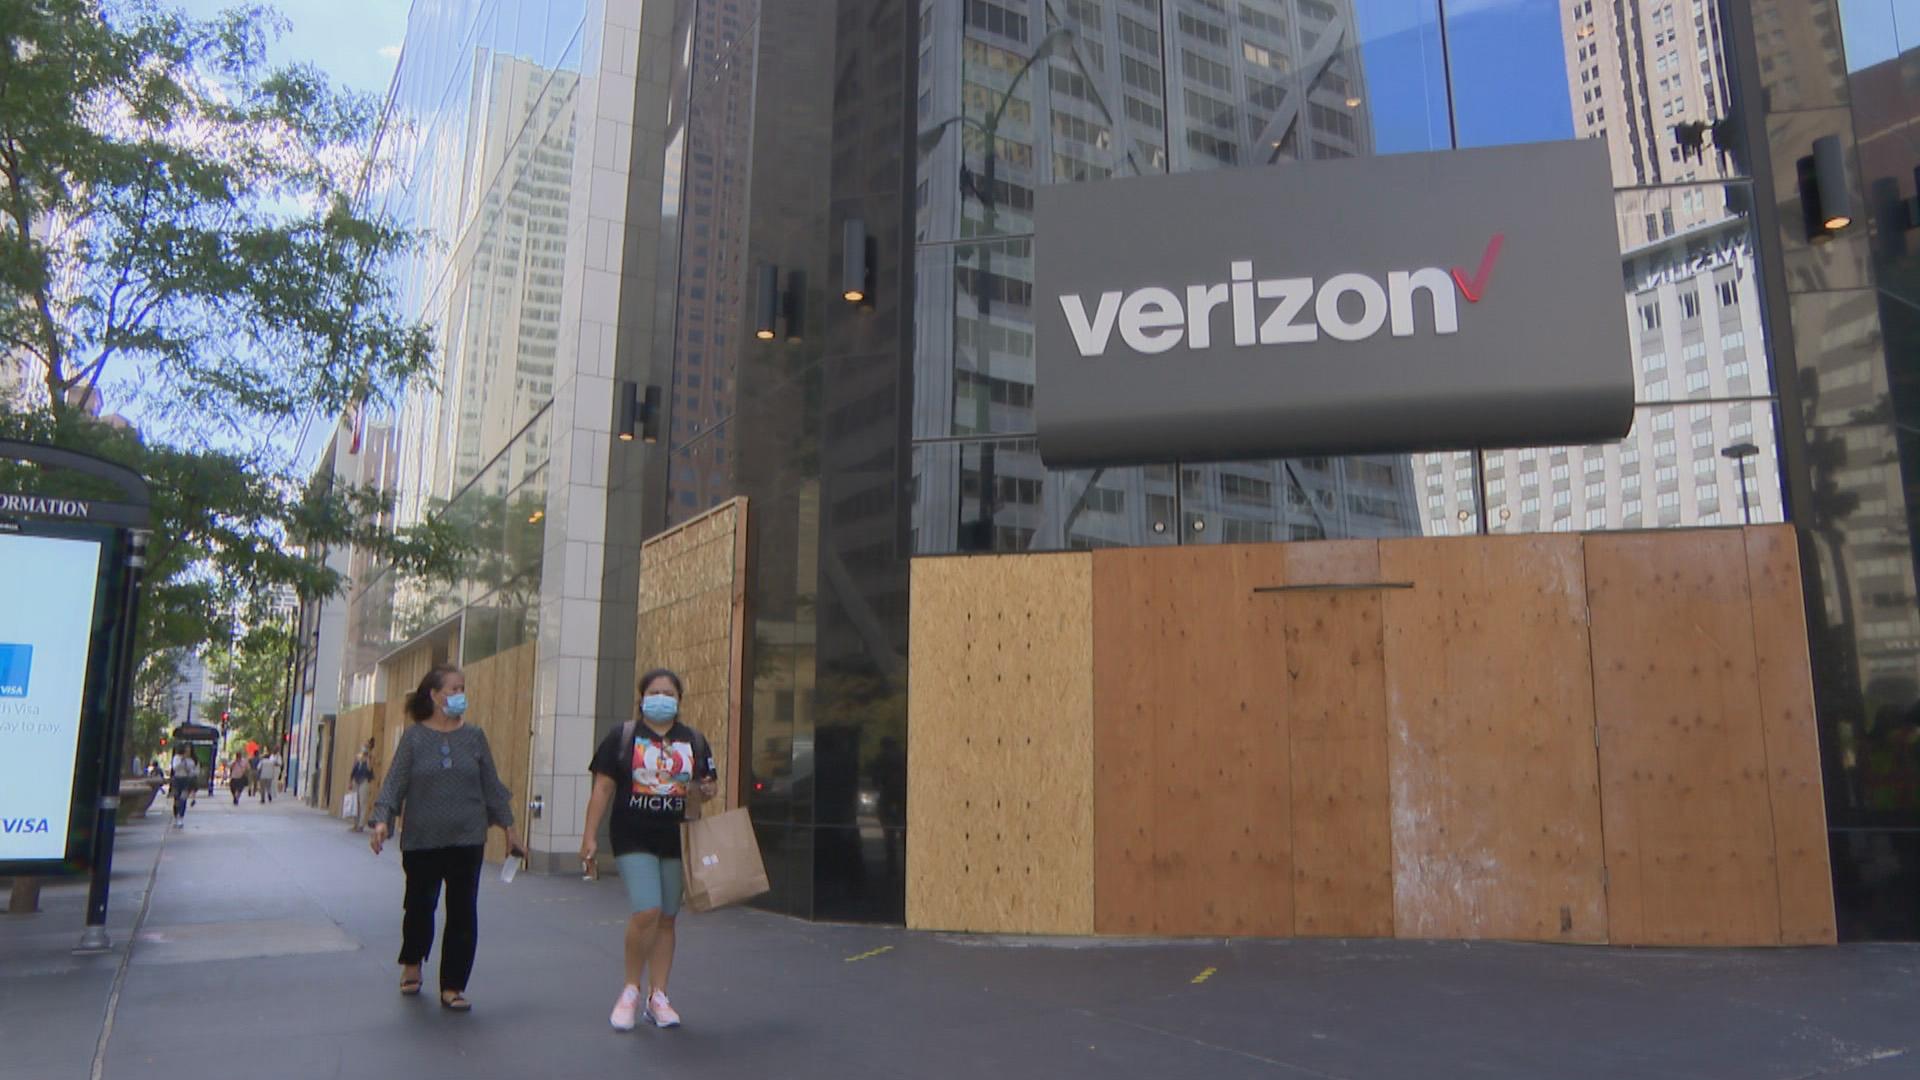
680 806 770 912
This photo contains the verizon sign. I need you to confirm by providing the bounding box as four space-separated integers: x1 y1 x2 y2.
1035 141 1633 467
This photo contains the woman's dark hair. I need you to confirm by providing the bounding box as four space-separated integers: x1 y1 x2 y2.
406 665 461 722
638 668 684 698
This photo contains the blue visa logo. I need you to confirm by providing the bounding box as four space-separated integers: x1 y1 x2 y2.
0 644 29 698
1 817 51 834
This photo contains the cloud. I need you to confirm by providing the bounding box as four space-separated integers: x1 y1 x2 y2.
378 44 402 60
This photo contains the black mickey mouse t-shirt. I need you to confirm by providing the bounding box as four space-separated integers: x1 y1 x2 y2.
589 721 717 859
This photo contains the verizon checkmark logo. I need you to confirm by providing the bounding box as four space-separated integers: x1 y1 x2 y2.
1056 240 1508 356
1451 233 1505 303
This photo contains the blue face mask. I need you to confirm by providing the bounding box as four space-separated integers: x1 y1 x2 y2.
444 692 468 717
641 694 679 724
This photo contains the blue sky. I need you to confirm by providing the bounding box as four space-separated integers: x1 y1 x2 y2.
170 0 408 97
123 2 408 466
1838 0 1918 71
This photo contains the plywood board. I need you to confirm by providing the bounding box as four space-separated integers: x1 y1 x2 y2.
907 554 1095 935
1092 546 1293 937
328 703 384 811
1587 531 1781 946
635 498 747 811
1380 536 1608 943
1745 527 1837 945
1275 542 1396 938
465 643 536 863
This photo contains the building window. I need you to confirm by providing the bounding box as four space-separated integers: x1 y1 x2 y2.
1641 303 1662 331
1679 290 1701 320
1118 14 1159 53
1121 54 1163 95
968 0 1030 41
1721 330 1745 350
1718 279 1738 307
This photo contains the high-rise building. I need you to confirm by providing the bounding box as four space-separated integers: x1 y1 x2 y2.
305 0 1920 938
912 0 1416 555
1418 0 1778 539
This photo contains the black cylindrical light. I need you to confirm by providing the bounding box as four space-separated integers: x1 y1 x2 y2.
1813 135 1853 232
640 385 662 444
1871 177 1907 259
755 263 779 339
616 380 638 442
841 219 869 303
783 269 805 343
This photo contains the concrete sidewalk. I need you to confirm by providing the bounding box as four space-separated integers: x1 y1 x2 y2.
4 797 1918 1079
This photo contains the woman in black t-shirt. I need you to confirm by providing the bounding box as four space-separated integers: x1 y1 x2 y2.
582 668 717 1031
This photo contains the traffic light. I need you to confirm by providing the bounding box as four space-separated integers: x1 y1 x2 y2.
220 711 230 724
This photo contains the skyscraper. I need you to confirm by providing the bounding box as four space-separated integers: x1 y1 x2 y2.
1419 0 1778 538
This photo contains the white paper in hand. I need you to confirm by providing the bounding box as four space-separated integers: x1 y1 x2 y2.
500 857 520 884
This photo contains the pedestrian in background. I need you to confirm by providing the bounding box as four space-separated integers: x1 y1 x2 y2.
229 753 250 805
169 749 198 828
349 750 375 832
369 665 523 1012
582 668 718 1031
257 751 280 802
248 749 262 800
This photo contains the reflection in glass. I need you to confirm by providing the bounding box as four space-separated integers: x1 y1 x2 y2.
911 441 1177 553
1472 403 1784 535
1181 455 1424 542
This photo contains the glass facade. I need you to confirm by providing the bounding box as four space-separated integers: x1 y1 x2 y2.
342 0 590 703
331 0 1920 936
1794 0 1920 939
908 0 1785 557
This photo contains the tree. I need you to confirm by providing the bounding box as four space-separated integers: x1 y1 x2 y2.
0 3 466 662
205 621 291 749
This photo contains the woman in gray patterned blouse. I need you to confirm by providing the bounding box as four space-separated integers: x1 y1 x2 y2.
369 665 524 1012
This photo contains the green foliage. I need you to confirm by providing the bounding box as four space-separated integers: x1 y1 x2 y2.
205 621 290 747
0 2 465 667
0 0 430 423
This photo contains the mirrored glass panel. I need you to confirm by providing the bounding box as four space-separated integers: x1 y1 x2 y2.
1474 402 1784 534
911 440 1178 553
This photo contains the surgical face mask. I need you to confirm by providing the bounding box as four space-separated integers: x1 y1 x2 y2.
444 692 469 717
641 694 679 724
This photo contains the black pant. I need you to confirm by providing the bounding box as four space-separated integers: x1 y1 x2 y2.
399 845 484 993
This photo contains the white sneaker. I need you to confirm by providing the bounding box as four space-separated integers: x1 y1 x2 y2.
645 990 681 1028
609 985 641 1031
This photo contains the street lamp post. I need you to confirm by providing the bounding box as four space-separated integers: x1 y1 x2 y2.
1721 441 1760 525
920 28 1073 551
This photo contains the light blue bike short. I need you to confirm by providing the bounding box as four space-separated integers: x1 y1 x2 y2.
615 852 684 917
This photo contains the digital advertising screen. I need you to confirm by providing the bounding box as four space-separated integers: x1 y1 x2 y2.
0 531 109 865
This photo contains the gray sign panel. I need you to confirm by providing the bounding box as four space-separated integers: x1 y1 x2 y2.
1034 141 1634 468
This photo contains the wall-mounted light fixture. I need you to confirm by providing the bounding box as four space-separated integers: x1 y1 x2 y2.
754 264 809 342
842 218 876 307
782 269 805 343
617 380 661 444
1798 135 1855 243
755 264 780 339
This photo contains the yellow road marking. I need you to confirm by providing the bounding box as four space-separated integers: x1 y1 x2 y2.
1191 966 1217 985
844 945 895 963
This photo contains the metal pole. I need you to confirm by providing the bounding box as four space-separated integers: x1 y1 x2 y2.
77 530 148 953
